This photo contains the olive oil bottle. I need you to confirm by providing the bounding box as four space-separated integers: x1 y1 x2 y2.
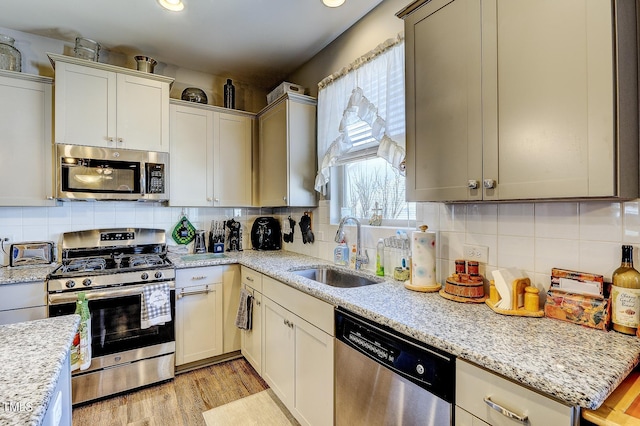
612 245 640 335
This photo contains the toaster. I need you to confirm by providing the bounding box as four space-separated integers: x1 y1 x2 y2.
10 241 55 267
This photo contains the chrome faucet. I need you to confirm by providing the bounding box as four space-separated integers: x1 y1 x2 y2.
335 216 369 270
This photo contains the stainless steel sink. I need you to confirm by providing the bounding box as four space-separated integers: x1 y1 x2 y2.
291 267 381 288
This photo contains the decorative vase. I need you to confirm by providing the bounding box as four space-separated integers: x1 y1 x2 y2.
0 34 21 72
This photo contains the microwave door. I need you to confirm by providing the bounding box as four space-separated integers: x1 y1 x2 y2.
62 159 141 195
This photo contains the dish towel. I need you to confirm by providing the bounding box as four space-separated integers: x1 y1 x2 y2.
141 283 172 329
235 288 253 330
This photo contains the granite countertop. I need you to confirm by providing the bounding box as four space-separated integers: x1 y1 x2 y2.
5 251 640 410
0 264 57 285
0 314 79 426
172 250 640 410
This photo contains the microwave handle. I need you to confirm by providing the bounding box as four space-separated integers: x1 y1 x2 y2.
140 164 146 196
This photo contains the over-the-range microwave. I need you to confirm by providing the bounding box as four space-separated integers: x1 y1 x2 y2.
55 144 169 201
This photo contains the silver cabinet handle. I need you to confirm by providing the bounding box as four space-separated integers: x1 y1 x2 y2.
191 275 207 280
246 276 254 282
483 179 496 189
107 137 115 142
468 180 479 189
483 397 528 423
283 319 294 328
177 285 210 299
255 299 261 306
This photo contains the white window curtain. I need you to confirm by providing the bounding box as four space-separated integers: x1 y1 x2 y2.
314 34 405 195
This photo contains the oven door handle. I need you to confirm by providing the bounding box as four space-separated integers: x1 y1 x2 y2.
48 281 175 305
177 285 211 299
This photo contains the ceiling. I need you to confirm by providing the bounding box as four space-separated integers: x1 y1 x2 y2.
0 0 384 89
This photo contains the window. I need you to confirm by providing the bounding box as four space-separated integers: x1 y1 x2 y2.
316 35 414 226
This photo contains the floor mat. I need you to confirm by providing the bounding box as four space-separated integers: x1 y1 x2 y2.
202 389 299 426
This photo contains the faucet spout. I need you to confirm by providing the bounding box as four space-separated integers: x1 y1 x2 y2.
335 216 369 270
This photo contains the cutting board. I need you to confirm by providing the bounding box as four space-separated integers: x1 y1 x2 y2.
583 370 640 425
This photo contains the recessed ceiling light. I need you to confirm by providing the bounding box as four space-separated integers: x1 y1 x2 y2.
322 0 345 7
158 0 184 11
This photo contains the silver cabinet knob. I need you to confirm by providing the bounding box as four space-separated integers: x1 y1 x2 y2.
107 137 115 142
214 198 219 202
467 180 479 189
483 179 496 189
206 197 212 202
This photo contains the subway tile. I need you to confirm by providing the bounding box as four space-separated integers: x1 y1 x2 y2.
623 201 640 243
439 203 466 233
579 240 622 278
466 203 497 235
497 235 534 271
497 203 534 237
534 202 579 239
0 207 22 227
579 201 622 242
439 231 465 262
534 237 579 275
47 203 71 226
464 233 497 266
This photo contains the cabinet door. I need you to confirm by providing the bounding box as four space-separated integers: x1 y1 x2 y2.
175 282 223 366
241 288 262 375
0 74 55 206
259 100 288 206
213 112 252 206
455 406 490 426
404 0 483 202
117 73 170 152
484 0 615 200
54 62 117 148
456 359 577 425
169 104 214 206
262 297 295 407
293 313 334 426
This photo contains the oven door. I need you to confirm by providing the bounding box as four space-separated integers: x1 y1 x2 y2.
48 282 175 359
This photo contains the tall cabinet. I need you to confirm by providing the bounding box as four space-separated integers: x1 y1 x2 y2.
258 93 317 207
49 53 173 152
398 0 638 202
169 100 253 207
0 71 55 206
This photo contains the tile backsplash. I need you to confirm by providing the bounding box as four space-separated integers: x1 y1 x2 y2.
1 200 638 299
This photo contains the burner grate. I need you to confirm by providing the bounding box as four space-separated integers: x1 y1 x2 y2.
63 257 107 273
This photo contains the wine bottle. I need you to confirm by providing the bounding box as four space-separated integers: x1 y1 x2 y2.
612 245 640 335
224 79 235 109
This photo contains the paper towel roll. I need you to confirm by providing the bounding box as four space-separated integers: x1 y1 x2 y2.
411 230 436 287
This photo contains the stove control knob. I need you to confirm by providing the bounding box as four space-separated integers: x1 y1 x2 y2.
65 280 76 289
155 271 163 279
141 272 149 280
82 278 92 287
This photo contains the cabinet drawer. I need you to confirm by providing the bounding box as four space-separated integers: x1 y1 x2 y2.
241 267 263 292
456 359 578 425
176 265 225 288
0 281 46 311
0 306 47 325
262 276 333 335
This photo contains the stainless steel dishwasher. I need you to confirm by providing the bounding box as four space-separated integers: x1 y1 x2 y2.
335 308 455 425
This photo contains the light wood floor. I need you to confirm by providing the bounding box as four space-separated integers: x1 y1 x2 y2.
72 358 269 426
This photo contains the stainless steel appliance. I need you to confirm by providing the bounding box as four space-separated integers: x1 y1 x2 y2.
9 241 55 266
335 308 455 425
47 228 175 405
56 144 169 201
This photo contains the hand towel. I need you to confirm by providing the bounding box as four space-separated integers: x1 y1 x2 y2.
235 288 253 330
141 283 172 329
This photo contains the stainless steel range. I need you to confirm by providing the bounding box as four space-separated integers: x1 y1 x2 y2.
47 228 176 405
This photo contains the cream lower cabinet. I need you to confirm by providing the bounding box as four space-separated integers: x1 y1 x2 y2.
0 71 55 206
175 266 225 366
260 275 334 426
399 0 638 202
456 359 579 426
240 267 263 374
169 100 253 207
0 280 47 325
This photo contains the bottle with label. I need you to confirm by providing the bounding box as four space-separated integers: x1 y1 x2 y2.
612 245 640 335
376 238 385 276
334 242 348 266
350 244 357 269
224 79 235 109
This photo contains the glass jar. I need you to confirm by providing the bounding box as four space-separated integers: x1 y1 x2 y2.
0 34 21 72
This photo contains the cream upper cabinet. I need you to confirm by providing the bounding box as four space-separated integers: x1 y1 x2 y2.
399 0 638 202
169 102 214 206
169 100 253 207
0 71 56 206
258 93 317 207
50 53 172 152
